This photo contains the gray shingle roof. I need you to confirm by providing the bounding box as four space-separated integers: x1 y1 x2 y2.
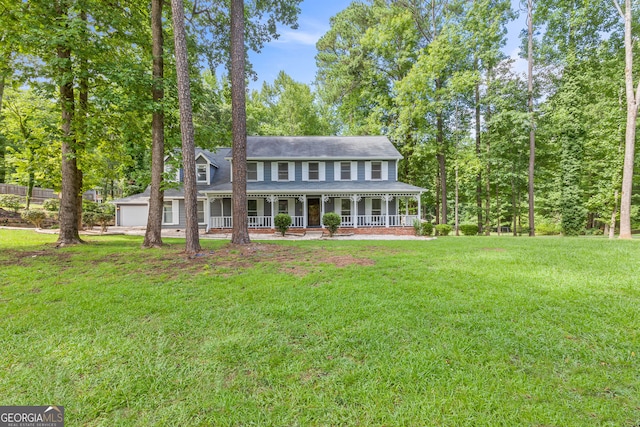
243 136 402 160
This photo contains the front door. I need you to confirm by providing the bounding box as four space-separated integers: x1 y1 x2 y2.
308 198 321 227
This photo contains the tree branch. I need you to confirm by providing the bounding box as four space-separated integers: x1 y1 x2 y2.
612 0 624 19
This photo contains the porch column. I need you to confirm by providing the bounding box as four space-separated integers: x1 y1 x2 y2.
351 194 361 228
406 197 409 217
384 195 390 228
321 195 328 228
302 195 308 229
205 196 210 232
266 195 277 230
417 194 422 221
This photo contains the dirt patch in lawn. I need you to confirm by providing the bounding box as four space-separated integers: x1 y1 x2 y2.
190 243 375 277
0 249 73 268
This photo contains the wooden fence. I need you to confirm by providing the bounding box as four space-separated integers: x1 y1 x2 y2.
0 184 57 203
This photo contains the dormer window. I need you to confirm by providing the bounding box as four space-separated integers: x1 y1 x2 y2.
196 164 207 183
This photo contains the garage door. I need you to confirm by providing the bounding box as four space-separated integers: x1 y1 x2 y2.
119 204 149 227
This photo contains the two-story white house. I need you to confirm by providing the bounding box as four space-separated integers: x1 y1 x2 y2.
114 136 426 233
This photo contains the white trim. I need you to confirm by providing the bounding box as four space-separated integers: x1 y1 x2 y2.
162 199 179 225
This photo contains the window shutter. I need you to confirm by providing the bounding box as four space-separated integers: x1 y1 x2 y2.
319 162 326 181
302 162 309 181
382 161 388 181
287 162 294 182
351 161 357 181
334 161 341 181
365 161 371 181
172 200 180 225
257 162 264 182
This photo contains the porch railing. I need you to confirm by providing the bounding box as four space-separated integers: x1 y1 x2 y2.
209 214 419 229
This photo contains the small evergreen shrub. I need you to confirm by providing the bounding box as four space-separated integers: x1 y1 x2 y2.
459 223 479 236
21 209 46 228
322 212 341 237
83 211 98 229
421 221 433 236
96 211 113 232
274 213 292 236
413 219 422 236
43 199 60 212
0 194 22 212
435 223 453 236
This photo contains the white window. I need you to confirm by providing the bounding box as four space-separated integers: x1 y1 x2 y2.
278 162 288 181
334 161 357 181
196 164 207 183
308 162 319 180
197 200 205 224
371 198 382 216
247 162 258 181
278 199 289 214
163 200 179 225
340 162 351 180
303 162 325 181
366 161 388 181
341 199 351 216
248 199 258 217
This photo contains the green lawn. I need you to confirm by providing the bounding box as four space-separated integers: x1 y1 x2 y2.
0 229 638 426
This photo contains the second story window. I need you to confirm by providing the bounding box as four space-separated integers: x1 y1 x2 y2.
278 162 289 181
196 164 207 182
247 162 258 181
340 162 351 180
371 162 382 180
308 162 319 180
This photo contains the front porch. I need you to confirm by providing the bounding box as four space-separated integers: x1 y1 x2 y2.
206 193 421 231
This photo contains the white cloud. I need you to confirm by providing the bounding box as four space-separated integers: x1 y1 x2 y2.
272 29 324 46
509 48 528 77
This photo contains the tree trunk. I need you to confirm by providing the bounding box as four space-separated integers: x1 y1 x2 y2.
76 9 88 232
230 0 250 244
527 0 536 237
610 189 618 239
26 170 34 210
496 186 501 236
436 105 446 223
455 164 459 236
55 10 82 246
171 0 201 254
619 0 637 239
475 58 483 233
0 72 6 184
144 0 165 249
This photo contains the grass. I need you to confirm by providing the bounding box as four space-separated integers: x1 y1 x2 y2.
0 229 639 426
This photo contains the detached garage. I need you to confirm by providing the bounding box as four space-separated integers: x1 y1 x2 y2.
117 204 148 227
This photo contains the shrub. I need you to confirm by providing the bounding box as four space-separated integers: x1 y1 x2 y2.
435 223 453 236
42 199 60 212
83 211 98 229
584 227 603 236
274 213 292 236
0 194 22 212
421 221 433 236
322 212 341 237
459 223 479 236
536 221 561 236
96 211 113 232
21 209 47 228
413 219 422 236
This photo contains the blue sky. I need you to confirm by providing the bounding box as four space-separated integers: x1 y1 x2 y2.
248 0 528 91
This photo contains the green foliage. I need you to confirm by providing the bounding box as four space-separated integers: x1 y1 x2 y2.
421 221 433 236
435 224 453 236
20 209 46 228
413 219 421 236
42 199 60 212
584 227 603 236
0 194 21 212
459 223 479 236
83 202 114 231
322 212 341 237
536 221 562 236
274 213 292 236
